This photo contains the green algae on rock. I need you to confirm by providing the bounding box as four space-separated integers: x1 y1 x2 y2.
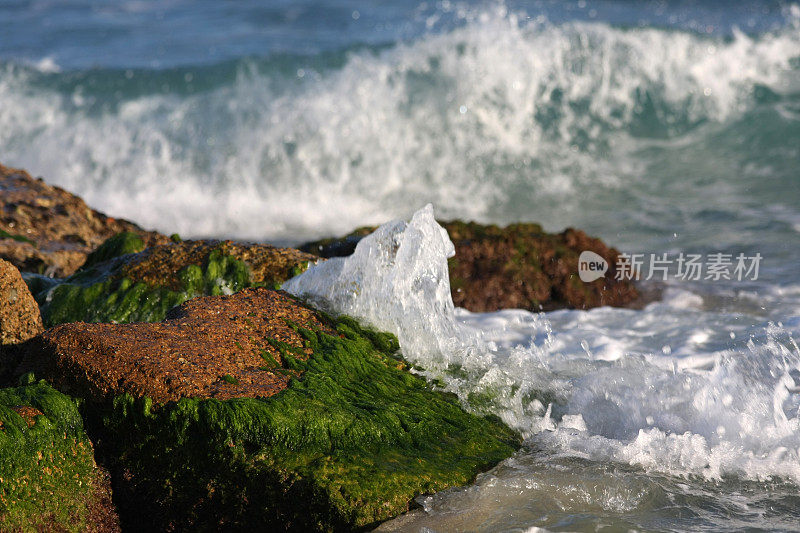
17 289 520 531
81 232 147 271
0 381 119 532
29 237 318 326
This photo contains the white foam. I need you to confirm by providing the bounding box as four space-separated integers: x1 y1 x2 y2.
1 11 798 240
286 207 800 485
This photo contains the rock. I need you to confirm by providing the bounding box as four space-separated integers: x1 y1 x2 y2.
23 288 332 405
30 237 319 326
0 259 43 345
444 221 639 311
299 226 375 258
300 220 640 312
0 380 120 532
16 288 520 531
0 163 169 277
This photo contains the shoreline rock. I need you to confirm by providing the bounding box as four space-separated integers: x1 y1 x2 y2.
0 164 169 277
0 380 120 531
15 288 520 531
0 260 43 345
301 220 640 312
29 236 317 327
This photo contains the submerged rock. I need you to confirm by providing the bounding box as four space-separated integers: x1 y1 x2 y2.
0 163 169 277
0 380 120 532
29 236 318 326
16 288 520 531
0 260 43 345
300 220 639 312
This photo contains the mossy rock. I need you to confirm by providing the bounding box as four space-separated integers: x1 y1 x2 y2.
0 381 119 531
81 232 146 270
17 289 520 531
27 236 318 326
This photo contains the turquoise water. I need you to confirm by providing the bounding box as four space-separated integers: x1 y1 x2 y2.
2 1 800 531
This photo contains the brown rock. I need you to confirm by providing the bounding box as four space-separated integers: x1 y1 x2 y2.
86 467 123 533
0 259 43 344
9 405 43 427
445 222 640 312
19 288 335 405
301 220 641 312
0 163 170 277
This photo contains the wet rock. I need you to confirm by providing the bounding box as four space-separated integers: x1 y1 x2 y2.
22 288 332 405
444 221 639 311
0 163 169 277
30 237 319 326
0 259 43 345
0 380 120 532
300 220 640 312
16 288 520 531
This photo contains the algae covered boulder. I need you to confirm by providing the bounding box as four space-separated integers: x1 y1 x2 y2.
0 380 119 531
0 260 43 345
29 236 318 327
17 288 520 531
301 220 640 312
0 163 168 277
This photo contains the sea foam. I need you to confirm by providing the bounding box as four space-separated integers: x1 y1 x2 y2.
1 8 798 241
286 205 800 485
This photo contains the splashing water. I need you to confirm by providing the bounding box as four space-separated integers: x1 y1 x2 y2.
284 204 472 363
1 5 799 242
286 205 800 530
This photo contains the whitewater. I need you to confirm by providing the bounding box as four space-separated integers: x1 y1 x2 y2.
3 0 800 530
280 205 800 530
1 4 798 244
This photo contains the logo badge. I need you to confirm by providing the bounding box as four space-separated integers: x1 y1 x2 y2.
578 251 608 282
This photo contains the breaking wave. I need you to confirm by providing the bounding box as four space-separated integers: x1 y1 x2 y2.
1 6 798 240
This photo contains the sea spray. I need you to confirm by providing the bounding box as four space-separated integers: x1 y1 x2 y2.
283 204 481 367
2 9 798 241
285 206 800 486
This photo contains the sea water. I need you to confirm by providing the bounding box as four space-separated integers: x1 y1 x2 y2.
2 1 800 530
284 205 800 531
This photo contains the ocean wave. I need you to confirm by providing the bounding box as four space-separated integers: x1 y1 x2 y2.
1 9 798 240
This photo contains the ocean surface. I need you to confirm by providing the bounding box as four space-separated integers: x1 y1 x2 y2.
2 1 800 531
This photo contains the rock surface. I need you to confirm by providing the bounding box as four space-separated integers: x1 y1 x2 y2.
16 288 520 531
22 289 331 404
0 381 120 532
301 220 640 312
445 221 639 311
30 236 318 326
0 163 169 277
0 259 43 345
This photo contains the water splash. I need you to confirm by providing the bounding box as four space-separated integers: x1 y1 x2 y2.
1 8 798 240
286 205 800 486
283 204 480 366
